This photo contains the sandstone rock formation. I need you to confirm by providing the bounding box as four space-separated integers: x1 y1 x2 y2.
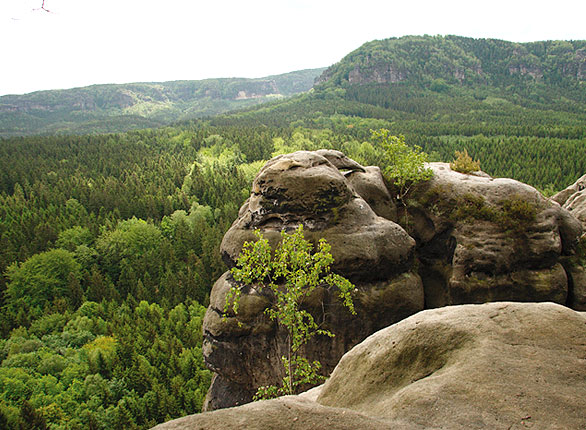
154 302 586 430
204 150 424 409
202 152 584 410
220 150 415 280
553 173 586 229
408 163 582 308
550 174 586 310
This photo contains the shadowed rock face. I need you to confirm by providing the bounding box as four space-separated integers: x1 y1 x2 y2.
201 153 584 411
154 302 586 430
551 175 586 310
552 173 586 220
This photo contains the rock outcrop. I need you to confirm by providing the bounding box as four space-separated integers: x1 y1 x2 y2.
204 150 423 409
201 152 584 410
220 150 415 280
408 163 582 308
550 174 586 310
155 302 586 430
553 173 586 229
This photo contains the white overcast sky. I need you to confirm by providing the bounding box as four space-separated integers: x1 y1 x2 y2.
1 0 585 96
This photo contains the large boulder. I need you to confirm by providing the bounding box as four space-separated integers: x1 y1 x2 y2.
154 302 586 430
409 163 582 308
204 150 424 409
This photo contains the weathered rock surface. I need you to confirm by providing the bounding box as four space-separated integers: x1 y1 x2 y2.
220 150 415 281
154 302 586 430
202 153 585 411
410 162 582 308
553 173 586 229
346 165 398 221
205 150 424 408
154 396 395 430
551 174 586 310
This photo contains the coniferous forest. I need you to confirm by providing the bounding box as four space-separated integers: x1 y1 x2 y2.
1 35 585 428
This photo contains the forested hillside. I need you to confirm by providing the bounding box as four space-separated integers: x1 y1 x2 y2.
0 68 325 137
1 35 585 429
316 35 585 111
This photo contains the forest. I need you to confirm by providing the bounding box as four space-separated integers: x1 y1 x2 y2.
1 35 586 429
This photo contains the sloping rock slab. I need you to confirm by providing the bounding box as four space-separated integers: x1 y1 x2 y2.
152 396 401 430
318 302 586 429
154 302 586 430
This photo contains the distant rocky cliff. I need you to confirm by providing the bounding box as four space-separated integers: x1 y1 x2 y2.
315 35 586 88
200 150 585 410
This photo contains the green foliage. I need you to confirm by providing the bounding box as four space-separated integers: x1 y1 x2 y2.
226 225 355 399
5 249 81 313
0 300 211 429
96 217 163 284
56 226 94 252
371 129 433 201
450 149 480 173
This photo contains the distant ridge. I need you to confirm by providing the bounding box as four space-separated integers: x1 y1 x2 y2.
0 68 325 136
4 35 586 137
214 35 585 132
316 35 586 91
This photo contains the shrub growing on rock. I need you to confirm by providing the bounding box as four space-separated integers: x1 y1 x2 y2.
450 149 481 173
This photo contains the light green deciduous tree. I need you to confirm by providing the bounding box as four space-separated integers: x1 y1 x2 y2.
371 129 433 203
225 225 355 399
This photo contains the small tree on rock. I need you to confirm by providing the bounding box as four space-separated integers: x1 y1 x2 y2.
450 149 481 173
371 129 433 223
371 129 433 203
225 225 355 400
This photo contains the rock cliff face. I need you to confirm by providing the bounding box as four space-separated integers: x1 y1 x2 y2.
201 151 584 410
551 174 586 310
553 173 586 229
155 302 586 430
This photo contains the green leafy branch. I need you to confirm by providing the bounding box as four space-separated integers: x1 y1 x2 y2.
224 225 355 399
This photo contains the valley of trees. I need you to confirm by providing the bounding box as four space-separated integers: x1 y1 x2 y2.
1 35 585 428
